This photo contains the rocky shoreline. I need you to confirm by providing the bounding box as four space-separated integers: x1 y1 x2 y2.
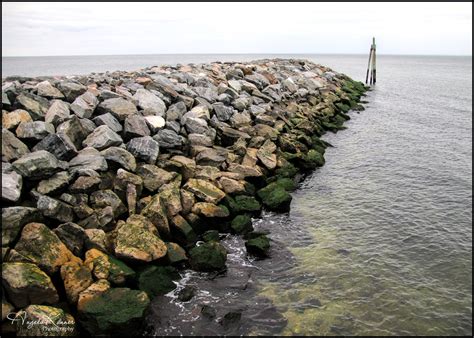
1 58 367 336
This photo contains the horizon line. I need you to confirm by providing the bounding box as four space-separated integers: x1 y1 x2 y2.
2 52 472 58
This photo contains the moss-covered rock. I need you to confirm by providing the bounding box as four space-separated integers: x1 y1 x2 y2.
15 305 77 336
245 234 270 257
189 241 227 271
225 195 262 215
137 265 180 298
230 214 254 235
78 287 150 335
191 202 230 218
183 178 226 204
2 262 59 308
275 162 299 179
257 182 293 212
84 249 135 286
201 230 220 242
60 261 93 304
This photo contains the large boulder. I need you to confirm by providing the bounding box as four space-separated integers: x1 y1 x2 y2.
158 178 182 218
32 133 78 161
12 150 67 180
136 164 176 192
2 162 23 202
137 265 179 298
126 136 159 164
37 194 75 223
71 91 98 118
1 207 42 246
92 113 123 133
133 88 167 115
36 80 65 99
189 241 227 271
36 171 72 195
153 128 183 149
15 93 49 120
97 98 138 121
60 260 93 304
82 125 123 150
101 146 137 172
257 181 293 212
14 222 78 275
45 100 70 126
14 305 76 336
2 128 30 162
2 262 59 308
2 109 32 130
78 287 150 335
183 178 226 204
84 249 135 286
114 215 167 263
245 233 270 257
140 193 170 236
58 81 87 102
56 116 89 150
53 222 87 257
124 114 150 140
68 147 108 173
15 121 55 141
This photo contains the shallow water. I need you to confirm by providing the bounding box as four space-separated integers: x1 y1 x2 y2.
146 55 472 336
3 54 471 335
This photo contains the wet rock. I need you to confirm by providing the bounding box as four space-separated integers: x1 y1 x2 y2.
126 136 160 164
114 214 167 262
177 285 195 302
192 202 230 218
58 81 87 102
98 98 138 121
300 148 325 169
82 125 123 150
2 109 32 130
201 304 217 319
15 93 49 120
137 265 180 298
183 178 226 204
32 133 78 161
153 129 183 149
220 311 242 330
136 164 176 192
140 193 170 236
54 222 87 257
2 163 23 202
60 260 93 304
245 233 270 257
14 305 76 336
2 262 59 308
71 91 99 118
15 121 55 140
12 150 67 180
170 214 197 244
202 229 220 242
14 222 78 274
37 171 71 195
92 113 123 133
165 242 188 264
133 88 167 115
2 128 30 162
257 182 292 212
189 241 227 271
124 114 150 140
36 80 64 99
230 214 253 234
228 195 261 214
101 146 137 172
69 147 108 173
78 287 150 335
1 207 42 246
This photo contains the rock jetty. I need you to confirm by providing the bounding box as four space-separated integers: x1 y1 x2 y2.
1 58 367 335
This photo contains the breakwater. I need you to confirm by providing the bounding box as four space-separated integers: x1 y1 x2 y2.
1 58 366 335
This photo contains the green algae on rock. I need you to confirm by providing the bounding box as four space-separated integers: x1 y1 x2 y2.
189 241 228 271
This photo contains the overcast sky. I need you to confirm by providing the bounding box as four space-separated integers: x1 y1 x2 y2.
2 2 472 57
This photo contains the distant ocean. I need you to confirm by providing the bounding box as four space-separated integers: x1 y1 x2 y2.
2 53 472 335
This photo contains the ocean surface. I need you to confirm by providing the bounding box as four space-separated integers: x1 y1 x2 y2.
3 54 471 335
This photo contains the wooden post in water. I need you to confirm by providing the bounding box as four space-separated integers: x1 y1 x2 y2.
365 37 377 85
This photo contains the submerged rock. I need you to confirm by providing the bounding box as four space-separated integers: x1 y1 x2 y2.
189 241 227 271
137 265 180 298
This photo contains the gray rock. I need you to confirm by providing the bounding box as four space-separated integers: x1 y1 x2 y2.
56 116 90 150
232 97 250 111
82 125 123 150
188 133 213 147
37 194 75 222
58 81 87 102
98 98 138 121
194 86 219 103
2 162 23 202
15 93 49 120
2 128 29 162
255 114 275 126
12 150 67 180
244 73 270 90
282 78 298 93
99 89 124 101
133 89 166 116
90 189 127 218
44 100 71 126
144 115 165 133
32 132 78 161
136 164 177 192
53 222 87 257
249 104 266 117
2 91 11 107
71 91 99 118
166 101 187 121
101 146 137 172
69 175 102 194
230 112 252 128
153 129 183 149
124 114 150 140
219 126 251 146
68 147 108 173
36 171 72 195
92 113 123 133
196 148 227 167
212 103 235 121
227 80 242 92
2 206 42 246
15 121 55 140
126 136 160 164
36 80 64 99
166 120 181 134
185 117 208 135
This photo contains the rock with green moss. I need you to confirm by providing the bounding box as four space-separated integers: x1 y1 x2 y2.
300 149 325 170
60 261 93 304
114 214 167 263
137 265 180 298
13 222 78 275
257 182 293 212
275 162 299 179
183 178 226 204
201 230 220 242
2 262 59 308
191 202 230 218
189 241 227 271
226 195 262 215
245 234 270 257
84 248 135 285
78 287 150 335
15 305 77 336
165 242 188 264
230 214 254 235
140 193 170 237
